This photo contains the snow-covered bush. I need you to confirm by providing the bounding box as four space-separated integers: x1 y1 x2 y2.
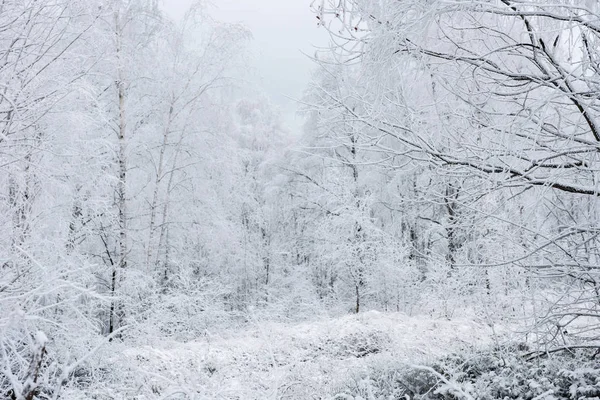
435 348 600 400
331 345 600 400
330 362 442 400
313 329 391 360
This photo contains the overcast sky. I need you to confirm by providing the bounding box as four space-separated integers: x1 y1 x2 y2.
164 0 328 131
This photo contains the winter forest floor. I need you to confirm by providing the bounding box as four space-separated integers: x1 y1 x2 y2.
65 312 503 399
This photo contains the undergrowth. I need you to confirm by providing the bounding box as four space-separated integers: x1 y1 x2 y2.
332 346 600 400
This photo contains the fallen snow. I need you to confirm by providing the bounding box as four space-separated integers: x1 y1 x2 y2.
72 312 502 399
35 330 48 347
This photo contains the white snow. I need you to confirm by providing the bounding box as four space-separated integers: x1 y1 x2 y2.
35 331 48 347
84 312 501 399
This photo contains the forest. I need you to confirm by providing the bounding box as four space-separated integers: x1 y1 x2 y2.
1 0 600 399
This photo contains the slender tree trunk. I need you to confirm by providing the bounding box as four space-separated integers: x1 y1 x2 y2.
355 284 360 314
350 131 365 314
66 199 82 254
146 100 175 269
261 227 271 285
117 36 127 273
156 130 185 280
110 7 127 334
445 183 459 270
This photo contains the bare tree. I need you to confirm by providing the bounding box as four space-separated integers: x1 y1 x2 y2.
313 0 600 344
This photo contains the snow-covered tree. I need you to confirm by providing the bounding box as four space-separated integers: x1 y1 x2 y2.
313 0 600 343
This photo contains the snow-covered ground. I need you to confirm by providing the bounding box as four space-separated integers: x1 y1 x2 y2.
71 312 503 399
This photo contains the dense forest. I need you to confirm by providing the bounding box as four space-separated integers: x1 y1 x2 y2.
2 0 600 398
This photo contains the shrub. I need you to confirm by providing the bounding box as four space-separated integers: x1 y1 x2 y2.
331 345 600 400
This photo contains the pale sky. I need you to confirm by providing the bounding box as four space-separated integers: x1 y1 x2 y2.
163 0 328 131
